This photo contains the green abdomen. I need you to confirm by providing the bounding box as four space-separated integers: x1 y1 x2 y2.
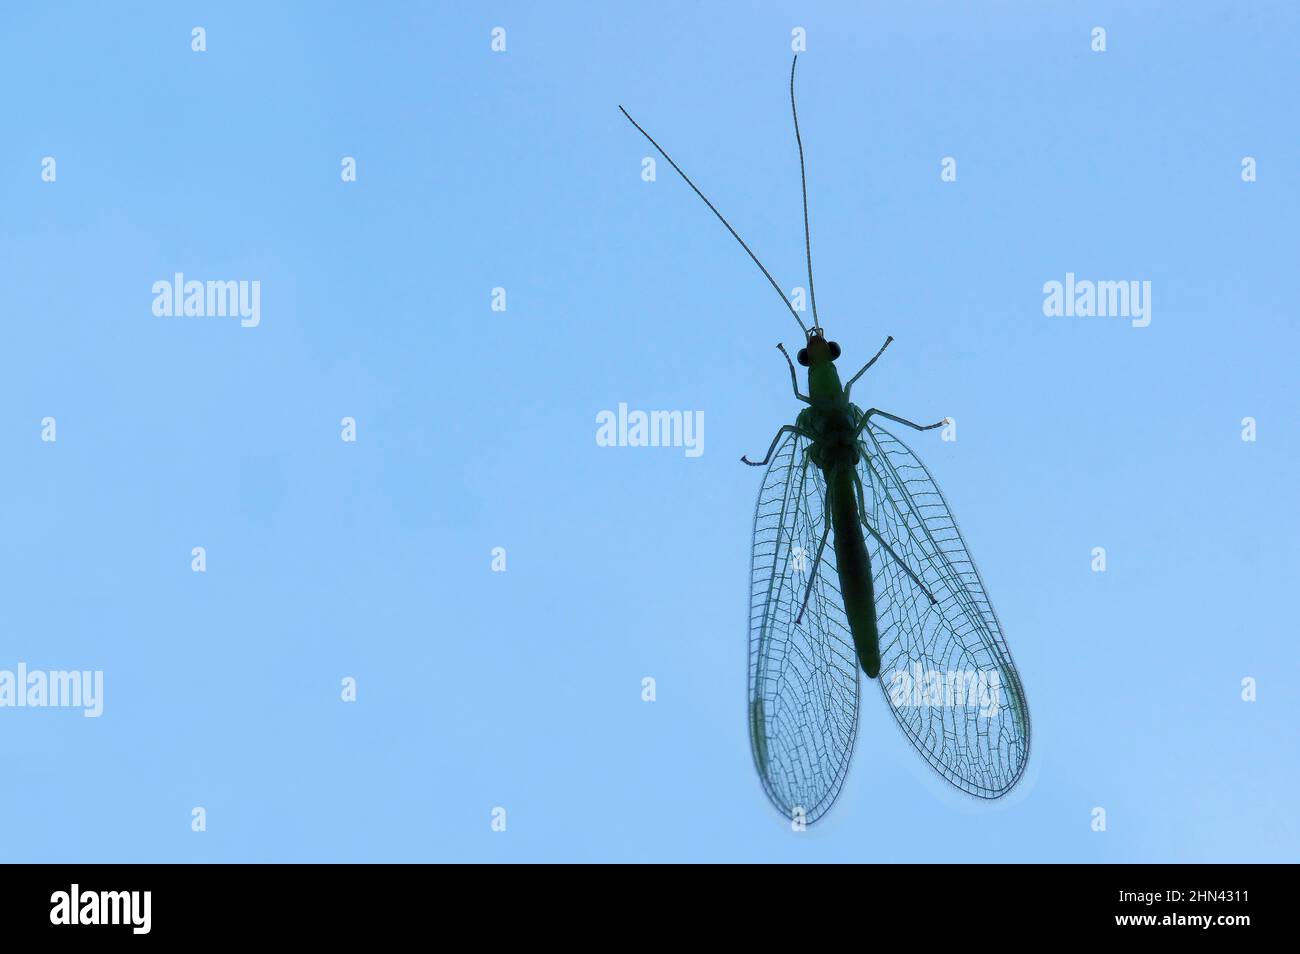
829 469 880 678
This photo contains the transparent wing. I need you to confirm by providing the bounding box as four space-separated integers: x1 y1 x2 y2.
748 430 860 824
857 416 1030 798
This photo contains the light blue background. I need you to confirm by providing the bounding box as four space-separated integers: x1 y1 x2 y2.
2 2 1296 862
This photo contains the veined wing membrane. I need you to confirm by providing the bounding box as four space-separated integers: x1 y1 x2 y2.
749 430 860 823
856 417 1030 798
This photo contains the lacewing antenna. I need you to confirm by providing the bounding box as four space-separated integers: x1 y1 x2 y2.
618 100 810 338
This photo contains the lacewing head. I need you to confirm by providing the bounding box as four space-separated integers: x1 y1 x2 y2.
796 330 841 367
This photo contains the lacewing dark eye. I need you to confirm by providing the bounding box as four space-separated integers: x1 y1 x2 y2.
797 348 810 366
828 341 841 360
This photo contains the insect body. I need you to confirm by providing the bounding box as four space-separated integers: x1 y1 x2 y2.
622 56 1029 823
797 399 880 680
764 334 885 680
